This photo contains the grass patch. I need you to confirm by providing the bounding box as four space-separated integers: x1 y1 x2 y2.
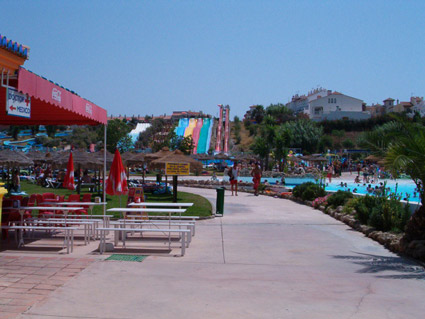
13 180 212 219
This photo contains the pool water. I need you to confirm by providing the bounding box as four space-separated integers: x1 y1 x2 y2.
228 176 421 203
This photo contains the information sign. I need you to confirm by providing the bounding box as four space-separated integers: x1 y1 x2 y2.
6 88 31 118
165 162 190 176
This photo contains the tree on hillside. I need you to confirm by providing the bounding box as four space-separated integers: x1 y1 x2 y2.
137 118 172 151
282 119 323 154
170 135 194 155
273 126 291 171
106 119 132 153
66 126 99 149
250 105 265 124
265 103 294 124
251 136 268 169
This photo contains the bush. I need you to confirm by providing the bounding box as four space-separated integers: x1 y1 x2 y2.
293 182 326 201
352 194 411 232
326 191 353 208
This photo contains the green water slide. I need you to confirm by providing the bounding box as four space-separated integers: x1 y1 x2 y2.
196 118 211 154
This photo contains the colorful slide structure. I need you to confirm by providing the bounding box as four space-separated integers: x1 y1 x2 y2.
184 118 197 138
175 118 189 136
196 118 211 154
174 117 212 154
191 118 203 153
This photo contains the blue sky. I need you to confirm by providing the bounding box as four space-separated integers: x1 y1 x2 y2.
2 0 424 118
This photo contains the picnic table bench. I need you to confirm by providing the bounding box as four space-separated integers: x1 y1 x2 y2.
97 227 190 256
4 225 77 254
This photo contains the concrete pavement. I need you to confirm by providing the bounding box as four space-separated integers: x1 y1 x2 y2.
17 187 425 319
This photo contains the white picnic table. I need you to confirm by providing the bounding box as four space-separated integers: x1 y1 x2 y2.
107 207 187 247
17 206 85 225
128 202 193 208
40 201 107 217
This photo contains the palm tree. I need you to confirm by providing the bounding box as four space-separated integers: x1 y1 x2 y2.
361 117 425 247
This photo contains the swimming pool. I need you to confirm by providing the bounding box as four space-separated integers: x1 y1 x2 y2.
227 176 421 204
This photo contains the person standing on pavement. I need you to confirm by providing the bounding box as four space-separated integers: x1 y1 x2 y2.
229 162 239 196
251 162 262 196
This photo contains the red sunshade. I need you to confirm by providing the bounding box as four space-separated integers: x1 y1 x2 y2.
106 149 128 196
0 68 107 125
63 152 75 190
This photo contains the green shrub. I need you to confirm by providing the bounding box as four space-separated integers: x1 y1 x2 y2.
342 197 359 215
353 193 411 232
327 191 353 208
293 182 315 198
293 182 326 201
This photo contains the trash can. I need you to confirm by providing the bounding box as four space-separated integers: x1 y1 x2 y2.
216 187 225 216
0 183 8 229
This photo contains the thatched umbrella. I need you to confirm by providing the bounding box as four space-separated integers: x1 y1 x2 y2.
54 151 103 193
123 152 147 183
214 153 229 160
26 151 47 164
364 154 382 163
0 150 33 184
93 150 114 169
150 150 202 202
0 150 33 167
309 156 328 162
144 147 173 162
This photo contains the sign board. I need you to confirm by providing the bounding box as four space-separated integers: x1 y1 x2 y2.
6 88 31 118
165 162 190 176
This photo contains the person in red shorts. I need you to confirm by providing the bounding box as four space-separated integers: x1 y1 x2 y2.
251 162 262 196
228 162 240 196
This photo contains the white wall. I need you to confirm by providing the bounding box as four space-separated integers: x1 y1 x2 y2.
309 94 364 120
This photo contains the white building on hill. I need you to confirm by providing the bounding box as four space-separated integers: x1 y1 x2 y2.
287 88 371 121
309 92 370 121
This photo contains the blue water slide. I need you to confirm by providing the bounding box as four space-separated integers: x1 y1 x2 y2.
175 118 189 136
196 118 211 154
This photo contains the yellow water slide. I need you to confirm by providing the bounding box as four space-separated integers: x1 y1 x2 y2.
184 118 197 138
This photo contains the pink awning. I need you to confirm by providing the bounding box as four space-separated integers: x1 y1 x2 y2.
0 68 107 125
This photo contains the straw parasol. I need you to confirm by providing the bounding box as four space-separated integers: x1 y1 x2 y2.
150 150 202 202
26 151 48 164
144 147 173 162
55 150 103 169
150 150 202 172
365 154 382 162
93 150 114 169
124 152 146 166
0 149 33 167
214 153 229 160
309 156 328 162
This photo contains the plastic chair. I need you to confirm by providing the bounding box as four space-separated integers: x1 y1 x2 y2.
1 199 21 239
36 194 54 218
67 194 87 216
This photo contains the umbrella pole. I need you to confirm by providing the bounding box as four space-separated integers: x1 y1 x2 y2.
103 124 107 217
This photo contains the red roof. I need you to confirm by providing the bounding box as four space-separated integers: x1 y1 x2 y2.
0 68 107 125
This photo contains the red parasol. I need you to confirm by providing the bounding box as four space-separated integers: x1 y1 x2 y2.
63 152 75 190
106 149 129 195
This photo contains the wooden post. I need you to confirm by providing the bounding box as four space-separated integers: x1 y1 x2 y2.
173 175 178 203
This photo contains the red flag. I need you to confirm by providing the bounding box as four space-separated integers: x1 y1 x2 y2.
106 149 128 195
63 152 75 190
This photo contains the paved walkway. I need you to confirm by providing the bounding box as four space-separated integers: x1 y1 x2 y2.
3 187 425 318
